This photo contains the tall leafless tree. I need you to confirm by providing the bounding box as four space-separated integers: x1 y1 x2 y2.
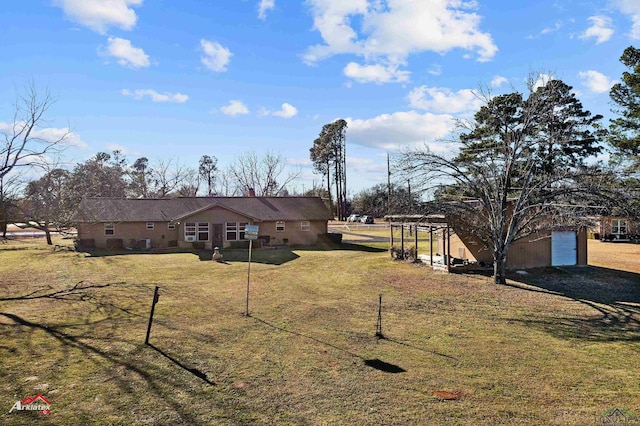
398 77 609 284
1 83 70 180
228 150 299 196
149 157 192 198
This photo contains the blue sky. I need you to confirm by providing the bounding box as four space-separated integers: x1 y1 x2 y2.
2 0 640 194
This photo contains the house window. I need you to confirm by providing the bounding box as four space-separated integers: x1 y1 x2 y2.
276 221 285 232
167 223 176 230
104 223 115 236
226 222 249 241
185 222 196 240
226 222 237 241
612 219 628 236
197 223 209 241
301 221 310 232
146 222 154 230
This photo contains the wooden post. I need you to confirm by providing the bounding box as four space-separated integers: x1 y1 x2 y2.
375 294 383 338
401 224 405 259
448 227 451 268
145 286 160 345
390 223 394 251
414 224 418 259
429 226 433 266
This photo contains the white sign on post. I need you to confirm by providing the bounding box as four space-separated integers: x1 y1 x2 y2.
245 224 259 240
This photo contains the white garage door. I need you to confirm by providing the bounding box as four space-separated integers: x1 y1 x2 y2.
551 231 577 266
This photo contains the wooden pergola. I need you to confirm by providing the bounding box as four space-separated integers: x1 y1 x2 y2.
384 214 452 272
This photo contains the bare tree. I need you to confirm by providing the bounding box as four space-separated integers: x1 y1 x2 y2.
149 157 191 198
0 173 22 238
216 167 238 196
175 167 200 196
228 150 300 196
398 77 607 284
22 160 75 245
1 83 69 180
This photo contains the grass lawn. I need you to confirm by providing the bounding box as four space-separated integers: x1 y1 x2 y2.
1 237 639 425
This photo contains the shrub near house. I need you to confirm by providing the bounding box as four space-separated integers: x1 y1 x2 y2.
75 196 333 250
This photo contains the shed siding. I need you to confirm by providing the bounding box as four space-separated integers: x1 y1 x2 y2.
440 228 587 270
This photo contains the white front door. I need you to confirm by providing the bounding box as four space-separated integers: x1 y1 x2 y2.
551 231 577 266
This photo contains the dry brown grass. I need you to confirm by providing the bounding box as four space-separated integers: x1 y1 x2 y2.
0 237 639 425
589 239 640 273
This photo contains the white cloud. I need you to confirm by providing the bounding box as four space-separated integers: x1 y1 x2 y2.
220 100 249 116
200 39 232 72
491 75 508 87
427 64 442 76
53 0 142 34
614 0 640 39
104 37 150 69
0 122 88 149
343 62 410 84
541 21 563 35
347 157 386 174
531 73 553 91
346 111 456 151
578 70 616 93
272 103 298 118
258 0 275 20
304 0 497 67
579 15 614 44
407 86 483 114
121 89 189 103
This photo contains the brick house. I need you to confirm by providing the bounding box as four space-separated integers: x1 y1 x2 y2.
75 196 333 250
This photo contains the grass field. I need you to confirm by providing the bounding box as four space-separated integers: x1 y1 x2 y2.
0 237 639 425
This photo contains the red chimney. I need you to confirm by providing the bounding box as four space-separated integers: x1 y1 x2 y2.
247 188 256 197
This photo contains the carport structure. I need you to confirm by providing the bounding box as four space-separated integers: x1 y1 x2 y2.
385 214 453 272
385 213 588 272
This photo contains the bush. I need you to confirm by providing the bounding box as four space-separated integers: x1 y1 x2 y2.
390 245 416 261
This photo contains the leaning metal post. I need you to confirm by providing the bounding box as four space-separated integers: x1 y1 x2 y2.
145 286 160 345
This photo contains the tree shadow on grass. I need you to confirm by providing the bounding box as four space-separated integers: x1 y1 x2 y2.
147 343 215 385
0 312 201 424
197 248 300 265
293 242 387 253
503 266 640 342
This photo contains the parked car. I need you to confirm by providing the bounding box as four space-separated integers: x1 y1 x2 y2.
360 215 374 224
347 214 361 222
